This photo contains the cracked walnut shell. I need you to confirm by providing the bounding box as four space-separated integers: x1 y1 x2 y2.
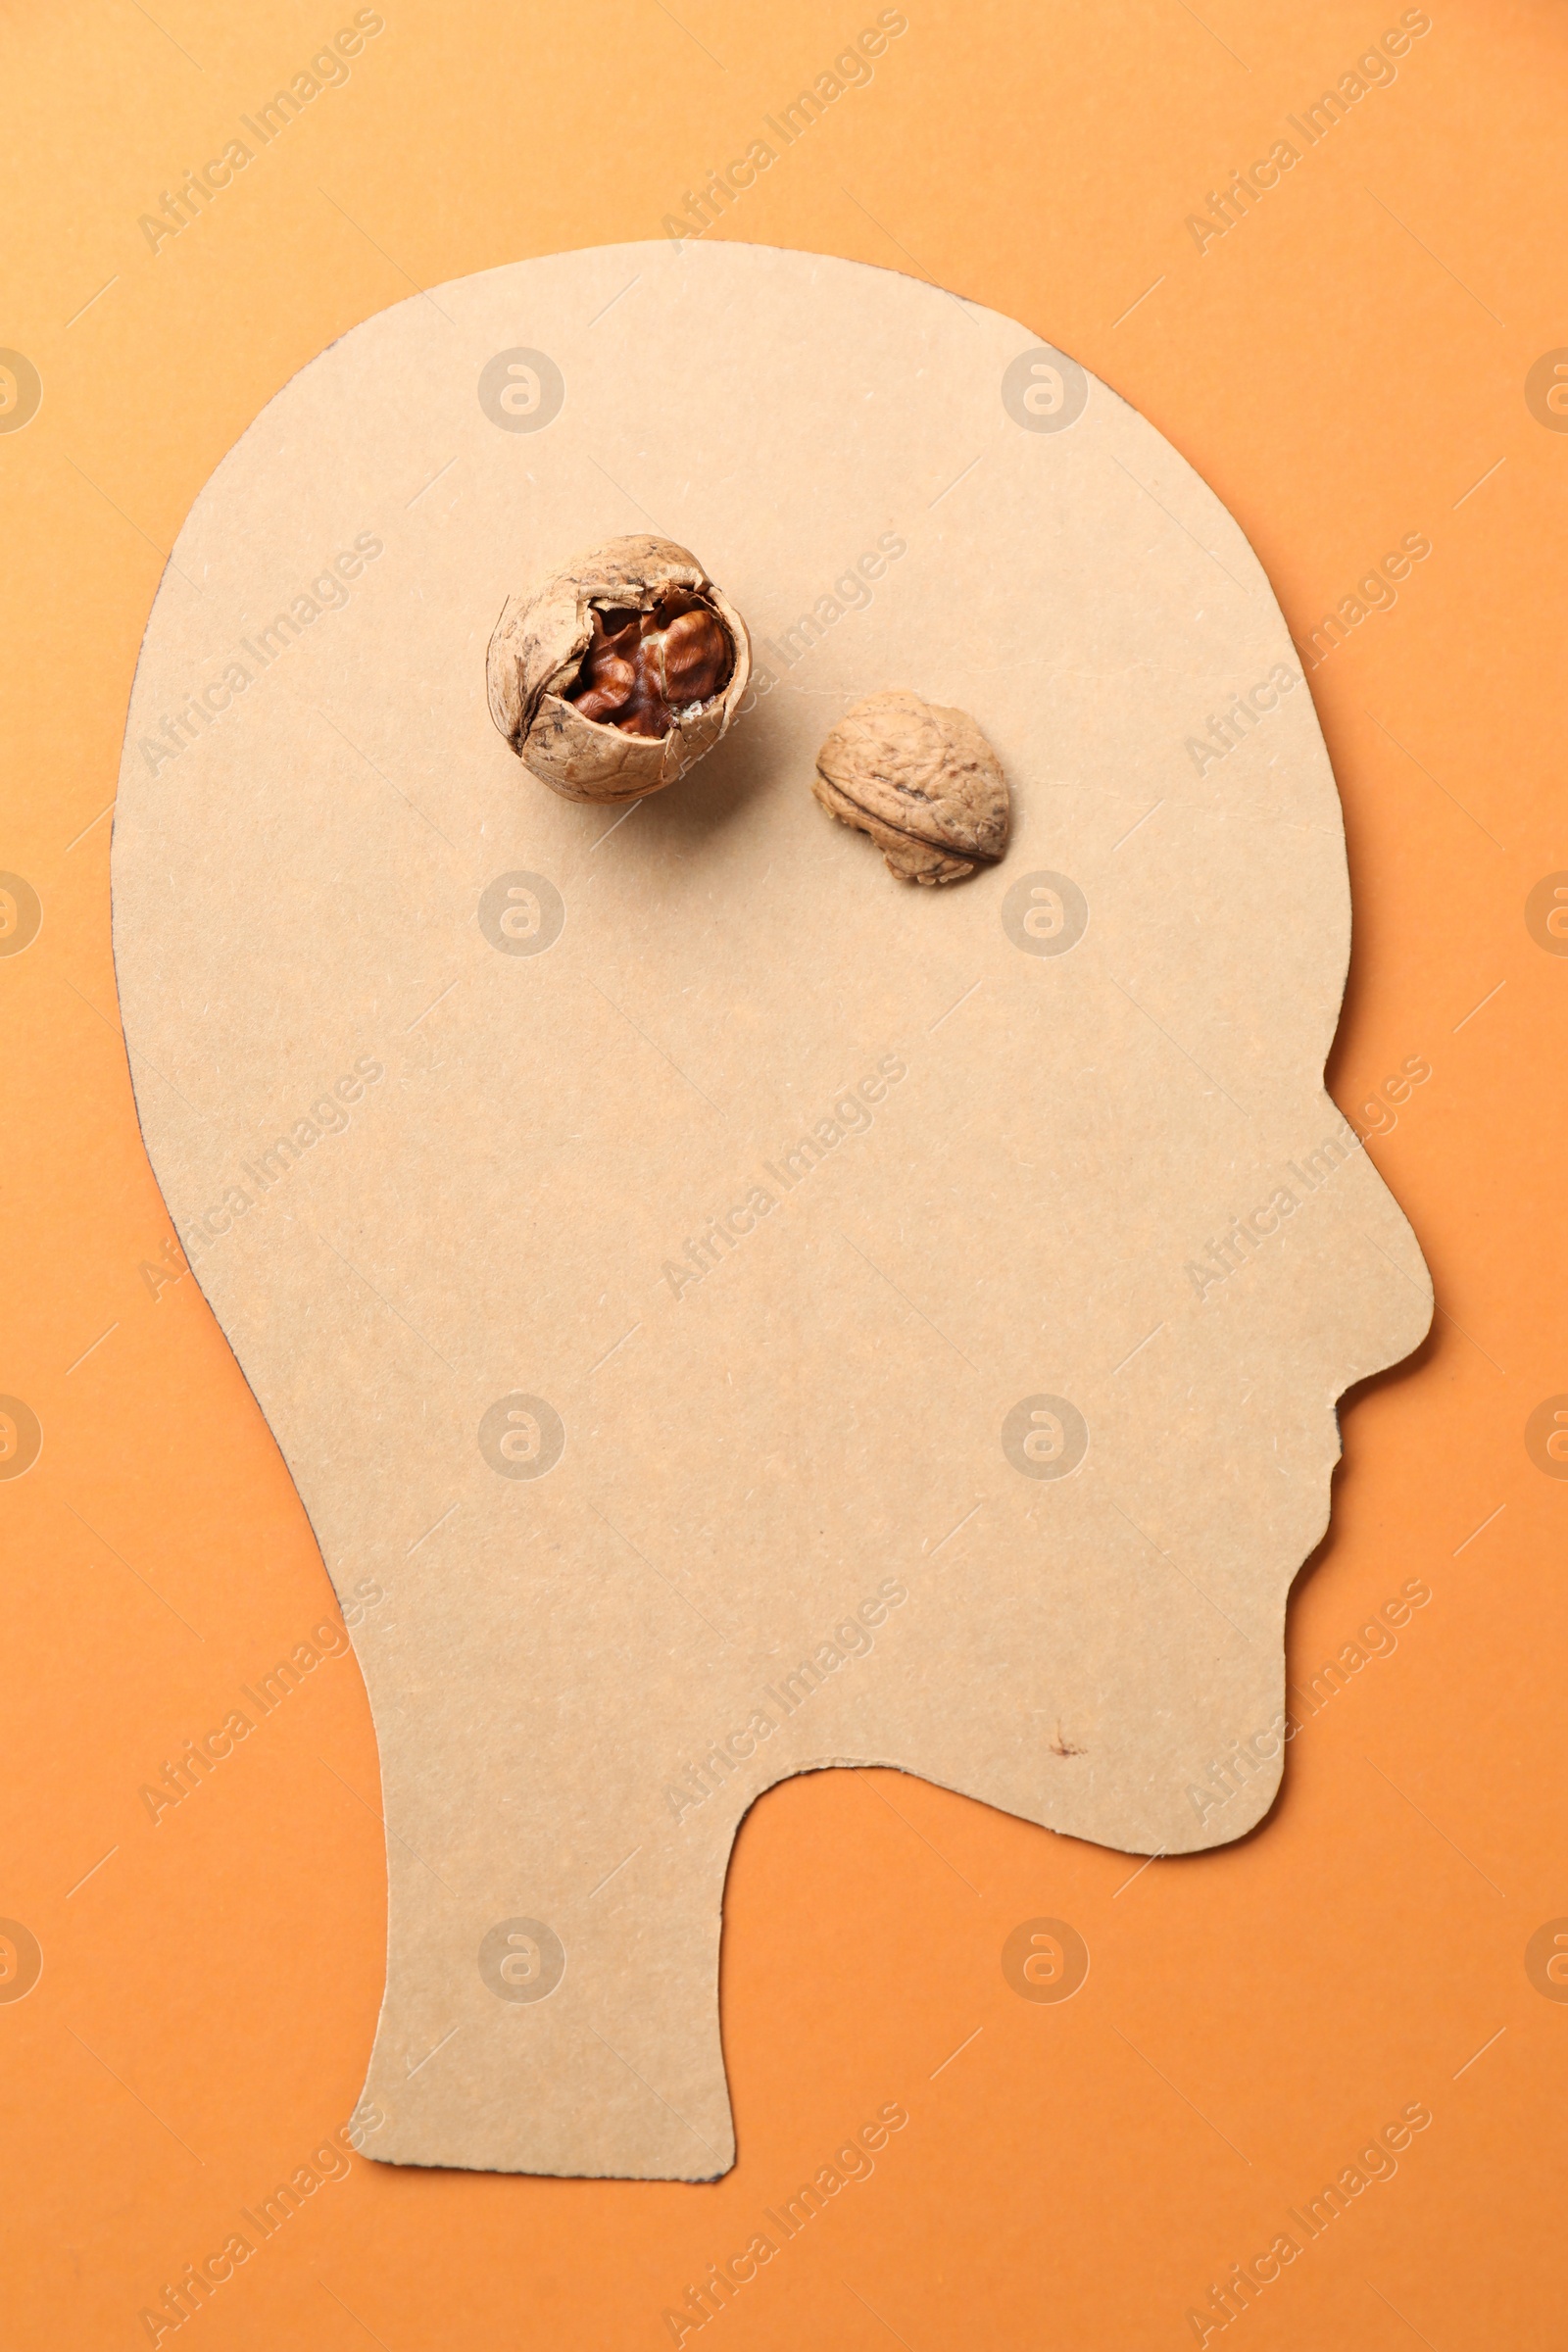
486 534 751 805
811 690 1010 884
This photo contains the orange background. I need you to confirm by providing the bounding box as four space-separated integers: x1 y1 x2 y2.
3 3 1566 2345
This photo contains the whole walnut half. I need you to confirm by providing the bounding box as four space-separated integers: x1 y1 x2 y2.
812 690 1010 884
487 534 751 805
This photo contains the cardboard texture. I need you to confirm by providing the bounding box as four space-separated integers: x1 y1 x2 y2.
110 240 1431 2180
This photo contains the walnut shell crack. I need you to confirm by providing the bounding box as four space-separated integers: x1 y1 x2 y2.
487 533 752 805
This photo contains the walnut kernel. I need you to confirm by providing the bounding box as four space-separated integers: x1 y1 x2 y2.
487 534 751 805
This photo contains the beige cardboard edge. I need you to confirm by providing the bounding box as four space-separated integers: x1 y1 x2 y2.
110 239 1432 2178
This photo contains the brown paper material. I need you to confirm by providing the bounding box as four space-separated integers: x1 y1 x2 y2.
110 240 1431 2180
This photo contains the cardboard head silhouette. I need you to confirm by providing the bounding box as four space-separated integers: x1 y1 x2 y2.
112 241 1430 2178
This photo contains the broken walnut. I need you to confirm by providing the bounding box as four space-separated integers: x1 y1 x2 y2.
811 690 1010 884
486 534 751 805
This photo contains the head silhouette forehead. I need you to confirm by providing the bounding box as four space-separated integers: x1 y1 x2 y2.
113 242 1428 2180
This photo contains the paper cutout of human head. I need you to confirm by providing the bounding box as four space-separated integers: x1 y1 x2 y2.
112 242 1431 2179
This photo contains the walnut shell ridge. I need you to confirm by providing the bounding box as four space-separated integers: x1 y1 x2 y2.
812 690 1011 884
486 533 752 805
